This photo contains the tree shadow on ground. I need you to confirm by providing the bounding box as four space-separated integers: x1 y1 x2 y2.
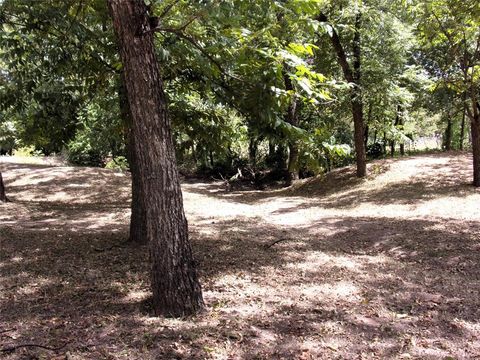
2 213 480 359
1 153 479 359
0 162 131 206
184 153 477 209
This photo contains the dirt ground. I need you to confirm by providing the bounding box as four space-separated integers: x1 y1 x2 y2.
1 152 480 359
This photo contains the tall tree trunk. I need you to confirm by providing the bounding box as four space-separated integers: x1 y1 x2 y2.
191 143 197 164
351 12 366 177
318 12 366 177
467 91 480 186
383 129 387 155
284 71 300 183
120 72 147 245
364 124 369 151
108 0 204 317
248 137 257 168
364 102 372 153
266 140 276 167
276 144 287 170
209 151 214 167
460 96 466 150
0 171 8 202
471 115 480 187
127 128 147 244
391 109 401 157
398 108 405 156
287 146 299 181
444 117 453 151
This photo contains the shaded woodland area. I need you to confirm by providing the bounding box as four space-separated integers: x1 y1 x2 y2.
2 153 480 359
1 0 480 359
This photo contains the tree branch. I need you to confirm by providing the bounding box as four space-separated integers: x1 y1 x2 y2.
316 12 355 84
158 0 181 19
1 342 70 354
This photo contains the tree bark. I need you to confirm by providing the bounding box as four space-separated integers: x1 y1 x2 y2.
0 171 8 202
126 128 147 244
108 0 204 317
460 95 466 150
284 71 300 183
318 12 366 177
248 137 258 168
391 109 401 157
364 124 369 151
119 72 147 245
398 108 405 156
471 114 480 187
383 129 387 155
209 151 214 167
444 117 452 151
276 144 287 170
365 102 372 151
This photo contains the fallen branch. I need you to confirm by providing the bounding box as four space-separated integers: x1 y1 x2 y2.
0 329 15 335
1 341 70 353
264 238 289 248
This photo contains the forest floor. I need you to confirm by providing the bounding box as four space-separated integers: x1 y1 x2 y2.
1 152 480 360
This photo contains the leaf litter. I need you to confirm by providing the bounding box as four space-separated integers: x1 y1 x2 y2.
1 152 480 359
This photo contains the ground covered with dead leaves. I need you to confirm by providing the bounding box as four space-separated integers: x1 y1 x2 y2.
1 152 480 359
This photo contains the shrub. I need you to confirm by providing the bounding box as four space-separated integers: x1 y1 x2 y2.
367 142 384 159
66 138 106 167
105 156 129 171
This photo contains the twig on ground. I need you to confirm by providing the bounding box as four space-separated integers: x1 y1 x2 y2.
1 341 70 353
0 329 15 335
264 238 290 248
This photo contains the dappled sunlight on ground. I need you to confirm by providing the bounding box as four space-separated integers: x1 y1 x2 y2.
1 152 480 359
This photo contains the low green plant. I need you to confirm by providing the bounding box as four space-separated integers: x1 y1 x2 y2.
105 156 129 171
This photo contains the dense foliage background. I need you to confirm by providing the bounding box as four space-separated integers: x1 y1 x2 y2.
1 0 478 181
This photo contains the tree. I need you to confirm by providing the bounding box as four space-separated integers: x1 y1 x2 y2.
318 8 367 177
416 0 480 185
107 0 204 317
0 0 149 243
0 171 7 202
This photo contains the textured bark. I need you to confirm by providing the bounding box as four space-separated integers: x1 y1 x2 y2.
276 144 287 170
466 86 480 186
318 12 366 177
365 102 372 151
120 72 147 245
0 171 7 202
398 108 405 156
127 128 147 244
383 129 387 155
248 136 258 168
209 151 214 167
108 0 204 317
364 124 369 151
266 140 276 167
444 117 453 151
460 96 466 150
284 71 300 183
471 115 480 187
391 109 401 157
